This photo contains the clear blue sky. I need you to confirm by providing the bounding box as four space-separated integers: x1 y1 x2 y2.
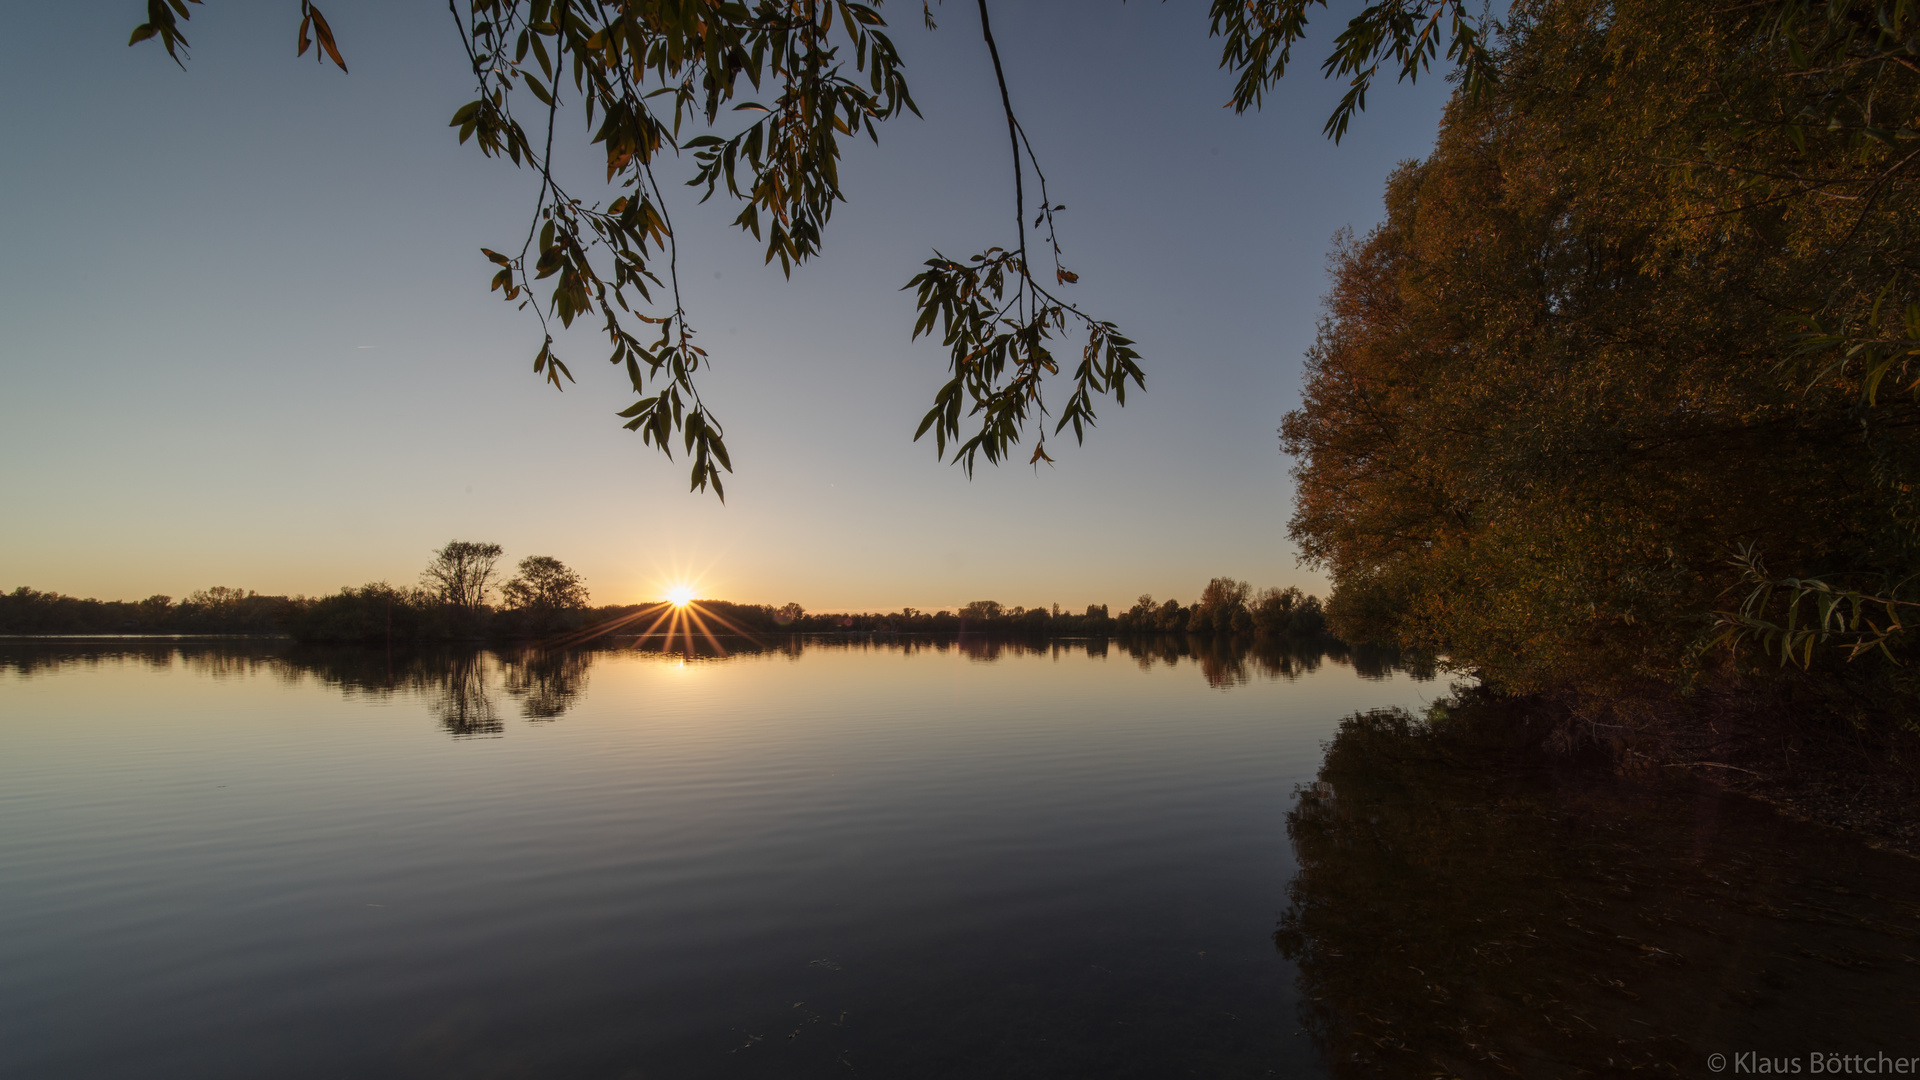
0 1 1449 612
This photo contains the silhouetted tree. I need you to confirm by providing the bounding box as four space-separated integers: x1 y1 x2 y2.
501 555 590 612
421 541 503 616
961 600 1004 622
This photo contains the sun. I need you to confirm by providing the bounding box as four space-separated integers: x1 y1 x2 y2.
665 584 695 608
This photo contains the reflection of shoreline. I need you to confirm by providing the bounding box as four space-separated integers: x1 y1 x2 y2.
588 632 1421 687
1278 704 1920 1078
1 635 1429 720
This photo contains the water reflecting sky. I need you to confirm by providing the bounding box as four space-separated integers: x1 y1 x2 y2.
0 638 1442 1079
7 639 1913 1078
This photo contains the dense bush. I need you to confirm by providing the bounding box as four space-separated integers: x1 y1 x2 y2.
279 583 459 644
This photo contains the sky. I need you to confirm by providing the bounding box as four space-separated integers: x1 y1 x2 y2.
0 1 1450 613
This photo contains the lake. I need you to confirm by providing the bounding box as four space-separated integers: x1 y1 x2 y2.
2 637 1915 1078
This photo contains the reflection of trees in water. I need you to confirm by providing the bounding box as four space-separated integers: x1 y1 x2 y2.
1277 703 1920 1078
499 648 589 720
4 635 1424 742
1125 634 1189 672
1121 635 1318 685
2 643 584 733
1114 635 1415 686
952 636 1089 662
601 633 1118 665
269 646 538 733
429 652 500 738
1194 637 1251 687
276 646 444 701
1332 640 1406 680
0 641 287 681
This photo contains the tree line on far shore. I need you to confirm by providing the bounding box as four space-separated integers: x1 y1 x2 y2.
674 577 1326 641
2 542 1330 646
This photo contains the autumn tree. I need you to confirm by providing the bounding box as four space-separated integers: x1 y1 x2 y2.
1187 576 1251 635
1283 0 1920 694
1250 585 1323 639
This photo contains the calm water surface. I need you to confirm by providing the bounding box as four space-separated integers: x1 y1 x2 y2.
1 638 1915 1078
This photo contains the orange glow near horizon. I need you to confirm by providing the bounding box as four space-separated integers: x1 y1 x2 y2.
537 579 763 658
